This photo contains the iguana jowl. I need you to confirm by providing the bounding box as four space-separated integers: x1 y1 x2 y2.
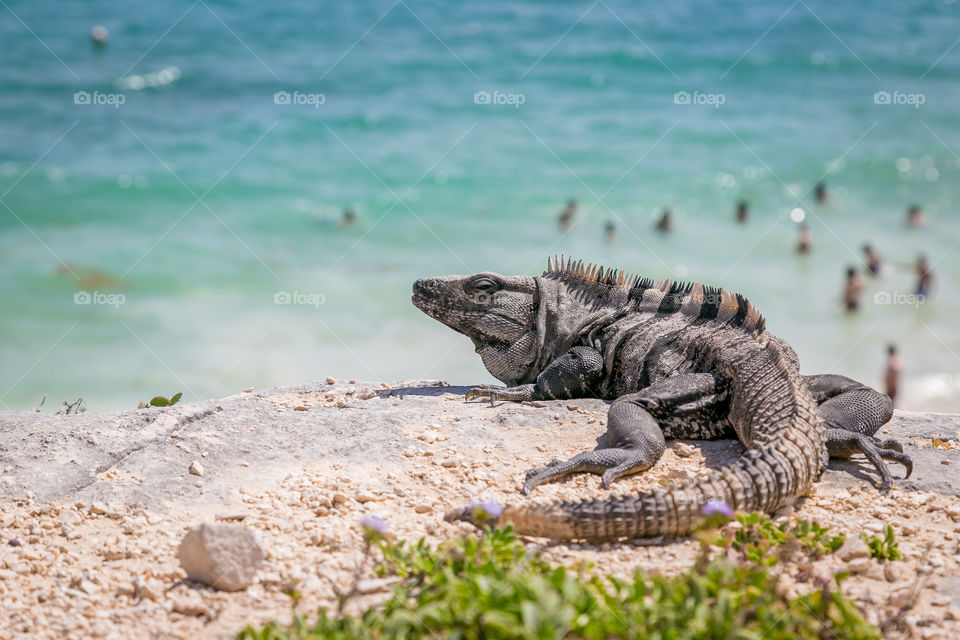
412 257 912 541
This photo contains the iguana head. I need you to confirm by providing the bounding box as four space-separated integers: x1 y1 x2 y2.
412 272 541 385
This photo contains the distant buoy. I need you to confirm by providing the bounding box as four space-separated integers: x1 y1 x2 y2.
91 25 109 48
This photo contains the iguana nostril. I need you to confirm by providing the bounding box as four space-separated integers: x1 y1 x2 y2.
413 279 437 294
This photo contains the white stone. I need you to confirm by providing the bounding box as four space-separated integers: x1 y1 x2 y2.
837 537 871 562
57 510 82 525
846 557 872 573
188 461 205 477
135 578 163 601
672 442 696 458
176 523 264 591
883 562 905 582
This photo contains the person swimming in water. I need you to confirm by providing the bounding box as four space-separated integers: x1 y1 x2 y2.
915 254 933 299
796 223 812 254
884 344 901 405
342 206 356 227
735 200 748 224
843 266 863 312
604 220 616 244
558 199 577 232
90 25 109 49
907 204 925 228
655 209 672 232
814 181 828 205
862 244 882 276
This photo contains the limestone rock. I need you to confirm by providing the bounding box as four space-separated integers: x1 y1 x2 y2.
673 442 696 458
176 523 263 591
56 510 82 525
135 577 163 601
847 557 872 573
837 537 871 562
171 590 210 616
884 562 905 582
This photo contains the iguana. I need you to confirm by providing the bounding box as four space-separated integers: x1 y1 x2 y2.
411 257 912 541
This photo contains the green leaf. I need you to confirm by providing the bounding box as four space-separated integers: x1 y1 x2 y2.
149 396 170 407
169 392 183 406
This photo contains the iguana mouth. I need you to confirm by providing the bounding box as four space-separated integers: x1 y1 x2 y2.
412 292 523 331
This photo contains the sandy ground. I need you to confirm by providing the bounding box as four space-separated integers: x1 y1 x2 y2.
1 384 959 639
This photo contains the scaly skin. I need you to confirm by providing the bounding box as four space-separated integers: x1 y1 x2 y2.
412 257 910 541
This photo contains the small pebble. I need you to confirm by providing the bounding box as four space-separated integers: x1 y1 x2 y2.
846 557 872 573
884 562 904 582
673 442 696 458
837 537 871 562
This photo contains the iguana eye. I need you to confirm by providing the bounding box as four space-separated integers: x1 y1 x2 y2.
471 277 499 293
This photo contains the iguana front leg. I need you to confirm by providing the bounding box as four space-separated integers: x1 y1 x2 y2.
522 373 722 494
465 346 603 403
804 374 912 493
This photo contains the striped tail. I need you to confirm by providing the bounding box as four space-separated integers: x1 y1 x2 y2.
488 435 823 541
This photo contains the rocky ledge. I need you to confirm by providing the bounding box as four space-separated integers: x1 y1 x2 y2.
0 379 958 639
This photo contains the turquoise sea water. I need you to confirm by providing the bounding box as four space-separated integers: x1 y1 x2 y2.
1 1 959 411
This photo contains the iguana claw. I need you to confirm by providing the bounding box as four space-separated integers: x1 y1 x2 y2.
465 385 500 403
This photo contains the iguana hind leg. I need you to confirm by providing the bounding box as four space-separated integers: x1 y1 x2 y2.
522 373 721 493
522 400 665 494
804 374 911 493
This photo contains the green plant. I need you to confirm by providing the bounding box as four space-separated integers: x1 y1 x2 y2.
714 513 845 566
239 518 878 640
861 526 902 561
137 392 182 409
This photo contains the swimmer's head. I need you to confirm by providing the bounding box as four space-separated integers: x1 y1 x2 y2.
91 25 109 47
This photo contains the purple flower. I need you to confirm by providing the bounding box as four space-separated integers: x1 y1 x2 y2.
702 500 733 518
359 515 389 534
469 500 503 520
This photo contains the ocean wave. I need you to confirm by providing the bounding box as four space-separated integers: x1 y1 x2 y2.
118 66 182 91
